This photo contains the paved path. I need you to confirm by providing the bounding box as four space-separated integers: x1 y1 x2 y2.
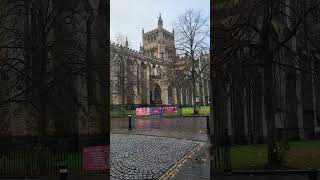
171 144 210 180
110 134 202 180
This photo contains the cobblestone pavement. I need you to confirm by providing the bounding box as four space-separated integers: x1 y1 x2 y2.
110 134 201 180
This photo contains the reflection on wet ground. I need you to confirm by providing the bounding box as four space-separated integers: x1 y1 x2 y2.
111 116 207 134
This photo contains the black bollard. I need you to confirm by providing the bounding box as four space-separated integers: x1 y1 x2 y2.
59 164 67 180
128 114 132 130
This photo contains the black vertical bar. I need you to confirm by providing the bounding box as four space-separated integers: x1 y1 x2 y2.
45 148 48 175
213 145 216 168
206 116 210 135
12 145 14 175
19 149 22 175
28 147 30 176
9 144 11 175
53 149 56 176
14 148 16 176
50 149 52 176
4 148 6 176
17 150 19 175
0 148 2 175
217 147 220 169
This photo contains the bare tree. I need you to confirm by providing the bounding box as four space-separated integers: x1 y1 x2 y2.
175 9 209 111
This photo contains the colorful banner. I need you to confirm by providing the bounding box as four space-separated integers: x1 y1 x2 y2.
136 106 178 115
163 106 177 113
150 107 162 115
83 145 109 170
136 107 150 116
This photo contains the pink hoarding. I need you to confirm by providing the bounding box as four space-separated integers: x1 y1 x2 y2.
163 106 177 113
83 145 109 170
136 106 177 115
150 107 162 115
136 107 150 116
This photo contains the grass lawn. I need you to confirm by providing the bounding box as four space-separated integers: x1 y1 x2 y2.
230 140 320 170
180 106 209 116
111 109 135 118
111 106 210 118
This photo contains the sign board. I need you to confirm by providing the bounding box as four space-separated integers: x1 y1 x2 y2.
163 106 177 113
136 106 178 116
150 107 162 115
83 145 109 170
136 107 150 116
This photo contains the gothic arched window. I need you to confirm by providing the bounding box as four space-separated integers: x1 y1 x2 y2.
151 65 156 76
168 85 172 98
156 66 161 76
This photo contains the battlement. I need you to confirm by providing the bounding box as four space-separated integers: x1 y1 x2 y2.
110 42 164 64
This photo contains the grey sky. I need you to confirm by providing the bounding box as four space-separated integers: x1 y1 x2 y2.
110 0 210 50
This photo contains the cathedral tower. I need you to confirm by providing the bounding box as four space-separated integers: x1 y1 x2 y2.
142 14 176 60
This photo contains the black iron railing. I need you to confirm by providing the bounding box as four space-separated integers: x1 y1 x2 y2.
0 136 108 177
217 170 320 180
212 130 231 172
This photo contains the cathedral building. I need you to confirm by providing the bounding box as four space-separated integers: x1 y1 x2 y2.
110 15 210 106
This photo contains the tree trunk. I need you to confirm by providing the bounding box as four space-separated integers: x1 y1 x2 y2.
95 0 109 135
192 57 197 113
262 1 276 166
264 41 276 167
87 12 96 106
31 2 47 138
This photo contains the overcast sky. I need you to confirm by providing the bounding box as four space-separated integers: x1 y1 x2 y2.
110 0 210 50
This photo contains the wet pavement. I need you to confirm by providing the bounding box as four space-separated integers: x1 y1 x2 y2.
167 143 210 180
111 116 208 145
111 116 207 134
